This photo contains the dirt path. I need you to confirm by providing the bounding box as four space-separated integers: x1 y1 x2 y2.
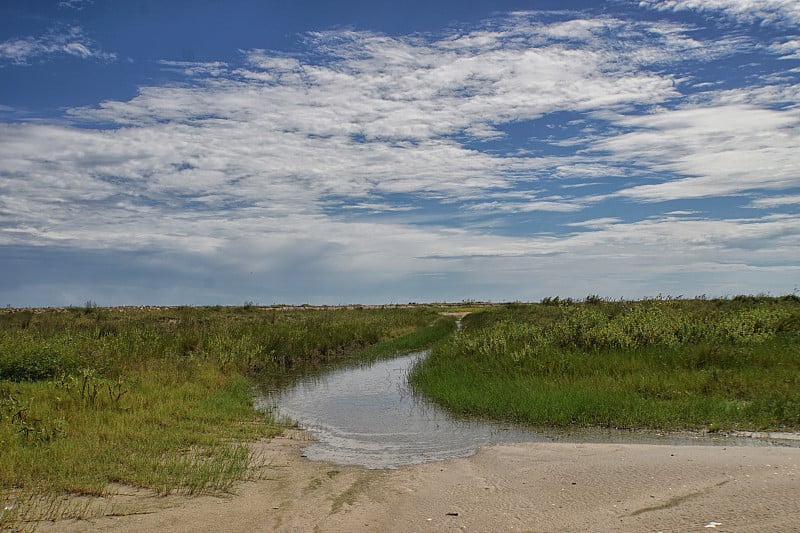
34 430 800 532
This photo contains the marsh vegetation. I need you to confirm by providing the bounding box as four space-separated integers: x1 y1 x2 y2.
411 296 800 431
3 296 799 529
0 305 449 527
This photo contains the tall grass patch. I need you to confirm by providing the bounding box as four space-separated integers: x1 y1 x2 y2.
410 297 800 431
0 305 442 528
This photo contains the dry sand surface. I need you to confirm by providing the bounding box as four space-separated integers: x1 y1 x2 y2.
36 429 800 532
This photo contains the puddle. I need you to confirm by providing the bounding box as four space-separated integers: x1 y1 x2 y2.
259 351 539 468
259 351 800 469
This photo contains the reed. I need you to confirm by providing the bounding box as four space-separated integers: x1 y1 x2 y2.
410 296 800 431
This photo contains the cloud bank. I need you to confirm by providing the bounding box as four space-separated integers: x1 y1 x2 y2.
1 8 798 305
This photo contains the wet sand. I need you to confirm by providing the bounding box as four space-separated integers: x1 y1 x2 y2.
35 429 800 532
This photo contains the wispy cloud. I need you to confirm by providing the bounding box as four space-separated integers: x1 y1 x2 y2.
769 39 800 60
639 0 800 26
599 102 800 201
58 0 94 10
746 194 800 209
2 8 798 303
157 60 229 77
50 14 701 221
0 25 115 65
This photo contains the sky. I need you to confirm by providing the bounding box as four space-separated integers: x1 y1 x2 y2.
1 0 799 307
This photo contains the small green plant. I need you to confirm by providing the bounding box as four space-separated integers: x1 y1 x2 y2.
51 369 128 409
1 392 66 445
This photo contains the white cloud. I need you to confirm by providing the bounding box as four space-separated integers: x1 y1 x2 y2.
664 210 701 216
567 218 623 228
42 16 704 230
339 202 418 212
769 40 800 59
747 194 800 208
58 0 93 10
597 103 800 201
2 10 799 303
569 214 799 255
0 26 115 65
639 0 800 26
691 85 800 108
468 200 584 213
158 60 229 77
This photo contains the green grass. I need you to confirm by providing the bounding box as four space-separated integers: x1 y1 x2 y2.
410 296 800 431
0 304 444 528
353 315 456 362
8 297 797 527
253 313 458 398
1 370 270 494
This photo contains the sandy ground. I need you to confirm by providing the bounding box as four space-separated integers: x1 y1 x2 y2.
33 429 800 533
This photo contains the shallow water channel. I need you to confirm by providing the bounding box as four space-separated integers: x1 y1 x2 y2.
259 351 799 469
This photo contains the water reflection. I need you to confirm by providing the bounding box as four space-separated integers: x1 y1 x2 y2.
258 351 799 469
259 351 537 468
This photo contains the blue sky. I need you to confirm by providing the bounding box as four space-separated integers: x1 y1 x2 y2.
1 0 799 306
